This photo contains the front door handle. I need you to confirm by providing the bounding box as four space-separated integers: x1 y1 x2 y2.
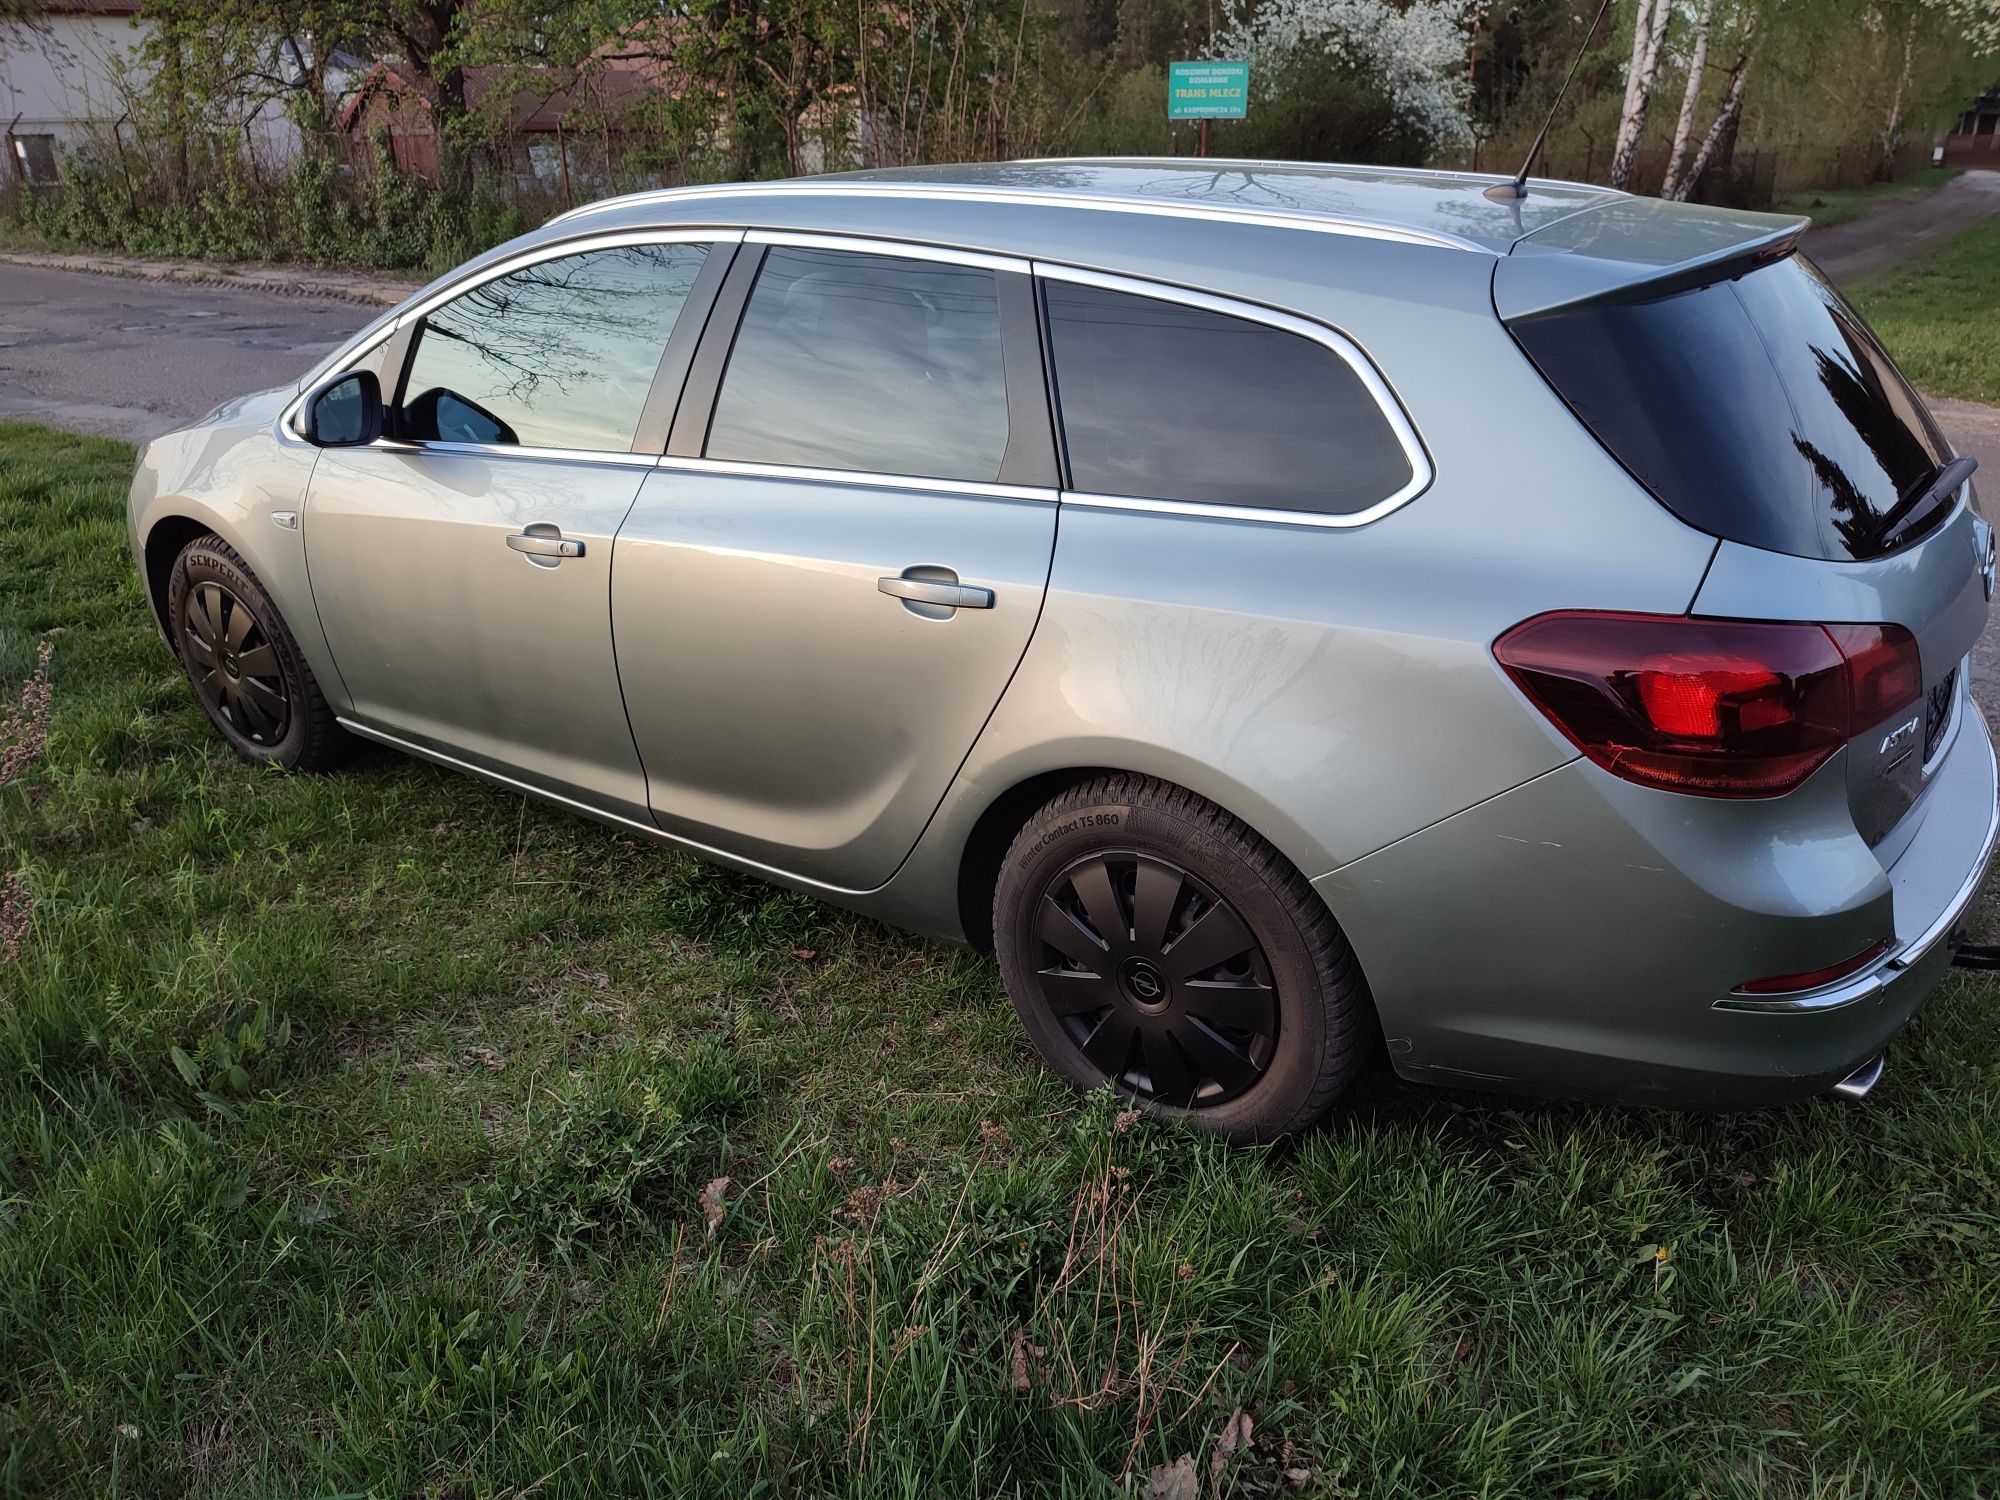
506 530 584 560
877 574 994 610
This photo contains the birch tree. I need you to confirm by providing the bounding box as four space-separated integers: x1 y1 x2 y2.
1609 0 1671 188
1882 8 1918 170
1659 0 1715 198
1671 15 1754 199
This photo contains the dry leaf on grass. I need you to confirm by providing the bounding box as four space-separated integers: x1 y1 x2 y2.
1145 1454 1198 1500
1210 1406 1254 1482
699 1176 730 1238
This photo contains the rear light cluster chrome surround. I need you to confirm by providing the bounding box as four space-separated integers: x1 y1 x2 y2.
1493 611 1923 799
1733 940 1891 997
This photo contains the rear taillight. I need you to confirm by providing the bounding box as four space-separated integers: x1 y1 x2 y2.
1823 623 1925 727
1493 612 1921 798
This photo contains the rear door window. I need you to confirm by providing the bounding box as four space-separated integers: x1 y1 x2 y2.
705 246 1011 483
400 241 712 452
1041 280 1417 515
1508 254 1950 560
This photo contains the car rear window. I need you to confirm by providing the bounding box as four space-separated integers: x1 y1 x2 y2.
1509 254 1950 560
1042 281 1416 515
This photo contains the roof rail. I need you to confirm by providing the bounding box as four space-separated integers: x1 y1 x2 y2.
1022 154 1625 198
547 178 1489 254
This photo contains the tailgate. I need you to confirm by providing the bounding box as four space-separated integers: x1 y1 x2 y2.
1693 501 1992 847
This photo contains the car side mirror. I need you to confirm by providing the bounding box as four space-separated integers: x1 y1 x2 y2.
302 369 383 448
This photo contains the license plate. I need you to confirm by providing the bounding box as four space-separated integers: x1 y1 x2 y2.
1926 666 1958 762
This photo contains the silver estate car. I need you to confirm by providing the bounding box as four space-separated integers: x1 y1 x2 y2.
128 160 1998 1139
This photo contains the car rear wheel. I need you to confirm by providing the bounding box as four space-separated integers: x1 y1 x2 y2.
994 774 1371 1141
167 536 351 771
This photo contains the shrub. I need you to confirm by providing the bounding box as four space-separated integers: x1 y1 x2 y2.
7 130 534 273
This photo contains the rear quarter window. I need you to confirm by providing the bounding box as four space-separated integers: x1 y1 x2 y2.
1042 280 1418 516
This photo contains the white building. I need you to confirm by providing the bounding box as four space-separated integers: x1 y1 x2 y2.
0 1 311 185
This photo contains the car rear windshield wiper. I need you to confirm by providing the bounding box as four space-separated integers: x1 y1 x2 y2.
1874 454 1978 551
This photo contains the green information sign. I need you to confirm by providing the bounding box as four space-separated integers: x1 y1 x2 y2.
1167 61 1249 120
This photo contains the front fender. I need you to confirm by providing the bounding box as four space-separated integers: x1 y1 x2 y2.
128 390 350 712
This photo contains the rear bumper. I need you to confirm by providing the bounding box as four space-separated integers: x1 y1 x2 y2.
1317 705 1998 1109
1713 720 1998 1020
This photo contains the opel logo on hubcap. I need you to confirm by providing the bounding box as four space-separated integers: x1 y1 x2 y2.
1119 956 1169 1009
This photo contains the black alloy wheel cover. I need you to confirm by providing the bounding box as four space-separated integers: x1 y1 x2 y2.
1029 849 1278 1108
182 579 290 746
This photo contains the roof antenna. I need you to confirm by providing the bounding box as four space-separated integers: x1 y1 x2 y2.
1490 0 1614 200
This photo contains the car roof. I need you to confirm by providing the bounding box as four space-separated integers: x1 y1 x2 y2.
549 157 1624 255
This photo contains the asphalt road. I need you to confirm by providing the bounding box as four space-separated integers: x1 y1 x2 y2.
1804 170 2000 282
0 263 370 443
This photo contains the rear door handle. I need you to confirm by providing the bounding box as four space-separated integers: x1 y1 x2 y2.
506 531 584 559
877 575 994 609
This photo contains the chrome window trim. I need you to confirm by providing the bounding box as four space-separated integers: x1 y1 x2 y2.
385 438 661 470
1034 262 1435 531
277 227 744 454
1061 492 1422 530
395 227 741 329
549 180 1486 254
655 454 1057 504
744 228 1030 276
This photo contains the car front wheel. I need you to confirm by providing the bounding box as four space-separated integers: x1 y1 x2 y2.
167 535 351 771
993 774 1371 1142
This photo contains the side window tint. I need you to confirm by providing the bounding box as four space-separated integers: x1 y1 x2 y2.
705 247 1010 483
401 242 711 452
1043 281 1416 515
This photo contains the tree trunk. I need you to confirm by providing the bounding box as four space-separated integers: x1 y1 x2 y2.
1610 0 1671 190
431 61 473 201
162 26 191 200
1660 0 1716 201
394 2 471 200
1882 16 1915 177
1677 24 1755 202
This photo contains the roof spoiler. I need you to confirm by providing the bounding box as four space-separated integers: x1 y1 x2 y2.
1494 197 1809 322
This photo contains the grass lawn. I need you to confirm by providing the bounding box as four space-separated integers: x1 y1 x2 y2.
4 399 2000 1497
1776 166 1961 230
1848 212 2000 407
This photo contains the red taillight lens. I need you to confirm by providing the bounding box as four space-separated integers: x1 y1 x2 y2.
1634 657 1791 737
1823 623 1923 729
1493 612 1922 798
